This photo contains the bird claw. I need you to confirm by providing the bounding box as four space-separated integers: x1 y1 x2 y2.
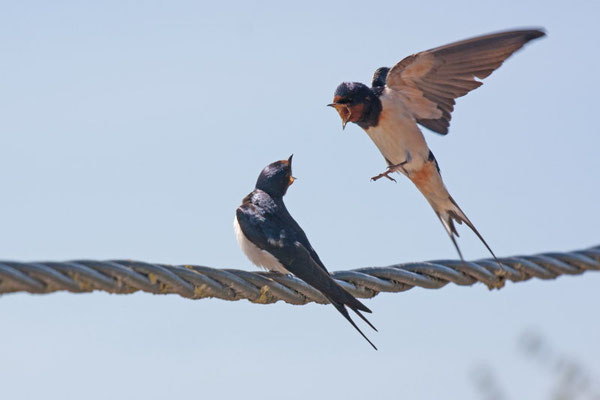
371 170 397 182
371 160 410 182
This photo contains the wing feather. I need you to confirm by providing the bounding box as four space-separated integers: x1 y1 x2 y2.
385 29 545 134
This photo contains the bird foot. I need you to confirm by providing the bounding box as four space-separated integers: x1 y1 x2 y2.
370 161 408 182
370 169 397 182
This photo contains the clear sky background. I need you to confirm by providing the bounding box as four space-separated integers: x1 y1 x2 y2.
1 1 599 399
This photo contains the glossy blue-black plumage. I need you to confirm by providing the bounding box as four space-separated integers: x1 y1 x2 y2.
255 159 292 198
237 189 328 274
333 82 383 129
236 158 377 349
371 67 390 87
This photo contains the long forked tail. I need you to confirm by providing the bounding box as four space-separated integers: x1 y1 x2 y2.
436 195 499 264
408 156 499 264
322 280 378 350
285 244 377 349
327 296 378 351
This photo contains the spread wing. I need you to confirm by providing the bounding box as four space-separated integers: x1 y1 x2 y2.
385 29 545 135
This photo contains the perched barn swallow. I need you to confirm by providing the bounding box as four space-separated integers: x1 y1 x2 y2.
329 29 545 261
234 156 377 349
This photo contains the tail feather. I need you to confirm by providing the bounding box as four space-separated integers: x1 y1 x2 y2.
409 156 499 264
333 285 372 314
436 211 465 262
439 196 499 264
327 281 378 331
351 307 378 332
328 298 378 350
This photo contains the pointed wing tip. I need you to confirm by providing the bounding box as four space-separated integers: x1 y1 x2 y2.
484 28 547 46
491 27 546 40
525 28 547 41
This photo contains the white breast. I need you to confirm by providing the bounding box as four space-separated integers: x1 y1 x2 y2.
233 216 290 274
365 88 430 172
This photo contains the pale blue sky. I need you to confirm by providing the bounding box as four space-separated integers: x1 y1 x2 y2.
1 1 599 399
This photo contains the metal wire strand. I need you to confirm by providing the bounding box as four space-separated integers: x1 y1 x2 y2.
0 245 598 305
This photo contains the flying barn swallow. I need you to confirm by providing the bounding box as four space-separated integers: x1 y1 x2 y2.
234 156 377 349
329 29 545 261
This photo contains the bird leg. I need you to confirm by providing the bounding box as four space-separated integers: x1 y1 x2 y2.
370 169 397 182
370 160 409 182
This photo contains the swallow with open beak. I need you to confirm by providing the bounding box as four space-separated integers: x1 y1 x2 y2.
234 155 377 349
329 29 545 261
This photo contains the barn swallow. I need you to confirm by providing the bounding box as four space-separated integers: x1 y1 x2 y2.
329 29 545 261
234 155 377 349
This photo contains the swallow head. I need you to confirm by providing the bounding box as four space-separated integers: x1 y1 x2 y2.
328 82 375 129
255 154 296 198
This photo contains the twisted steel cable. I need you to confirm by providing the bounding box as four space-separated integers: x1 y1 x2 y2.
0 245 598 305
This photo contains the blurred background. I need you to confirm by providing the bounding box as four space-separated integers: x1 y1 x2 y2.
1 1 598 399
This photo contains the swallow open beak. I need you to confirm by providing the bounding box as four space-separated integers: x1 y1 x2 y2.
327 103 351 130
287 154 295 186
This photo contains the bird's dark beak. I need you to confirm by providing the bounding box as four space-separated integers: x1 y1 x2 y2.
327 103 351 130
287 154 295 186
